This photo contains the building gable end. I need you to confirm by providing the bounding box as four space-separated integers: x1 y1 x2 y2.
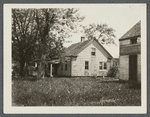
75 39 112 59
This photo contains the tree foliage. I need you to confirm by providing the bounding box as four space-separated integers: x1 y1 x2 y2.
82 23 116 45
12 9 36 76
12 8 84 77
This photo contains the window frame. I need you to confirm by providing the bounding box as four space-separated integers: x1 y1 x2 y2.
91 48 96 56
99 62 107 70
99 62 103 70
130 38 137 44
85 61 89 70
104 62 107 70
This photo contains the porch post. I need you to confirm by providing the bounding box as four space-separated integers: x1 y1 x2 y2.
50 63 53 77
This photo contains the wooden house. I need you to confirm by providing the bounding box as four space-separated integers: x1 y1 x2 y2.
56 37 113 77
119 21 141 82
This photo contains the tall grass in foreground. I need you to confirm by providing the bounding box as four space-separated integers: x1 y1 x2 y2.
12 77 141 106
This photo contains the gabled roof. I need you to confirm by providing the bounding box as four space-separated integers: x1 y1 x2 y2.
62 38 113 58
119 21 141 40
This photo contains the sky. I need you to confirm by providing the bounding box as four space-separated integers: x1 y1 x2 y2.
63 4 142 58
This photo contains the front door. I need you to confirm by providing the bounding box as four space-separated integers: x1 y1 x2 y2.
129 55 137 81
52 64 58 76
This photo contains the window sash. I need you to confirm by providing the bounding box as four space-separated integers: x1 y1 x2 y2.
131 39 137 44
85 61 89 70
104 62 107 69
99 62 107 70
91 48 96 56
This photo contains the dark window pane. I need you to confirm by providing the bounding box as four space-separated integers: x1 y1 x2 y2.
104 62 107 69
85 61 89 69
85 66 89 69
91 48 96 56
131 39 137 44
91 52 95 55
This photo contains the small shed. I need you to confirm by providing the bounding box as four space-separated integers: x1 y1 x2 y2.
119 21 141 82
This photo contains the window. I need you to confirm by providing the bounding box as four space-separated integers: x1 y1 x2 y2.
99 62 103 70
131 39 137 44
91 48 96 56
99 62 107 70
85 61 89 70
137 37 141 43
65 61 67 70
104 62 107 70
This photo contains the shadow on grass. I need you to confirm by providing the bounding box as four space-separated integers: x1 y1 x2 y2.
12 76 39 82
128 83 141 89
102 80 141 89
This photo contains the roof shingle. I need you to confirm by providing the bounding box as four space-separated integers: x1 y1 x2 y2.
62 39 112 58
63 39 91 56
119 21 141 40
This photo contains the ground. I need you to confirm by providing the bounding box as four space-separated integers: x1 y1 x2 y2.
12 77 141 106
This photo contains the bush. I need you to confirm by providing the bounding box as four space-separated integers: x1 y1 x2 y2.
107 66 118 77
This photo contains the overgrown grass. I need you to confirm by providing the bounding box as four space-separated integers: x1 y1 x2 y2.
12 77 141 106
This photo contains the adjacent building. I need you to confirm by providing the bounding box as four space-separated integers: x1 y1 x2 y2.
119 21 141 82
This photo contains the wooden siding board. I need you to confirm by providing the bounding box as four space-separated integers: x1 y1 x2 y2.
120 44 141 55
119 55 129 80
137 54 141 82
120 40 130 45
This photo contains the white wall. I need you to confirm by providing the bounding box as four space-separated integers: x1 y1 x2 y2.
119 55 129 80
71 41 111 76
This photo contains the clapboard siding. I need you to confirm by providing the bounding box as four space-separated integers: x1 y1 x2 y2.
71 42 110 76
137 54 141 82
120 44 141 55
119 21 141 82
119 55 129 80
120 40 130 45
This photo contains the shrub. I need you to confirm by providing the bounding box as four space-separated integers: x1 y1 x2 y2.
107 66 118 77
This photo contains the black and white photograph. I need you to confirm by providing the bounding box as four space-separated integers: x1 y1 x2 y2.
3 4 147 114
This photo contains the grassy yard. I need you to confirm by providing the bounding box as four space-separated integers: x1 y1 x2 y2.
12 77 141 106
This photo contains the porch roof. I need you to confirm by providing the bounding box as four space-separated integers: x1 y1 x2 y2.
46 59 60 64
33 58 60 64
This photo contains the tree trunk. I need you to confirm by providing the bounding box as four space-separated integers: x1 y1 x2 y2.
37 54 46 79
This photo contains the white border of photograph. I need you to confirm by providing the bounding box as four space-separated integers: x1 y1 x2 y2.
3 4 147 114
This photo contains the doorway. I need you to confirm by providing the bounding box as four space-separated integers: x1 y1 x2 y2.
52 64 58 76
129 55 137 81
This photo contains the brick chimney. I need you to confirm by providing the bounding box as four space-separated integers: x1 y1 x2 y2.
81 36 85 42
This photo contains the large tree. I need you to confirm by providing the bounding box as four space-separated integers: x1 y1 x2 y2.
12 9 37 77
12 8 84 78
35 8 84 78
82 23 116 45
